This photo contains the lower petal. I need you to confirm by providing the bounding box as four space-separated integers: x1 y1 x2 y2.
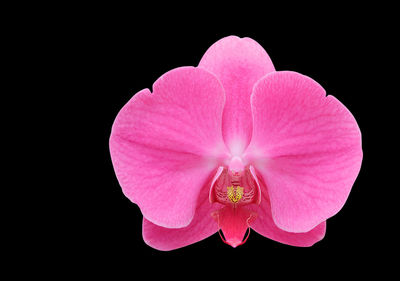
248 191 326 247
142 183 219 251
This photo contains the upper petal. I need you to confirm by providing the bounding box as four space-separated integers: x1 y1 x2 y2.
245 71 362 232
198 36 275 155
110 67 228 228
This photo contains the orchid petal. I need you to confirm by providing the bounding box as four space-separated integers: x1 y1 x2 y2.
246 71 362 232
110 67 228 228
198 36 275 155
142 181 219 251
248 184 326 247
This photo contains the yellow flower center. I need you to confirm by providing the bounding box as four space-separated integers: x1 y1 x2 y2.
227 186 243 204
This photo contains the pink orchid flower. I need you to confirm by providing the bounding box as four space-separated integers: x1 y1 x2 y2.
109 36 362 250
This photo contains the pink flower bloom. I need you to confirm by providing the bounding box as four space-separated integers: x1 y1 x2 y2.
109 36 362 250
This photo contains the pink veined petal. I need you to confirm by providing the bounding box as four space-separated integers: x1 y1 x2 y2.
110 67 229 228
245 71 362 232
198 36 275 155
142 178 220 251
247 182 326 247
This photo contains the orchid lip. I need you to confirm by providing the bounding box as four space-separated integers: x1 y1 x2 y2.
209 162 261 247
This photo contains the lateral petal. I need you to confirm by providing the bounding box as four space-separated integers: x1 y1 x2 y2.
110 67 228 228
246 71 362 232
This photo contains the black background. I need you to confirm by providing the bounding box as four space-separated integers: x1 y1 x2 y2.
34 5 393 277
